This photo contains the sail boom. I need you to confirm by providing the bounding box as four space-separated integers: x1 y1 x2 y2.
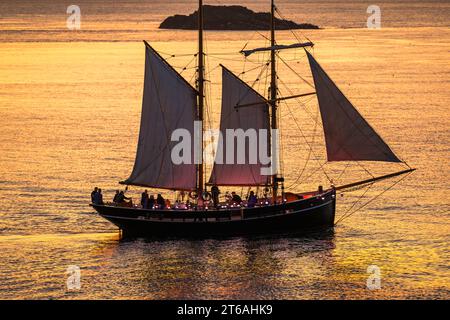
119 181 196 192
276 92 316 102
335 168 416 191
205 183 269 187
241 42 314 57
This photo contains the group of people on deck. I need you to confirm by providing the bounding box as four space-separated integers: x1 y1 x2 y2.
140 190 167 209
211 186 258 208
91 187 131 206
113 190 132 206
226 191 257 207
91 186 260 209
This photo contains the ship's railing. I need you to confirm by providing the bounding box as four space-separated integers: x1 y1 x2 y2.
128 190 335 222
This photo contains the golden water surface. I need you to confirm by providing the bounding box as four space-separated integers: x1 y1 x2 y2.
0 0 448 299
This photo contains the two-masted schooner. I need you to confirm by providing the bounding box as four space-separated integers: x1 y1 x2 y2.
90 0 415 237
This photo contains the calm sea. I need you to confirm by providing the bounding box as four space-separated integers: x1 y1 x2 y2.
0 0 449 299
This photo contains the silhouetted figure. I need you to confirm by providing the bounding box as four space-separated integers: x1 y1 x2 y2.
231 192 242 204
116 191 131 204
148 195 155 209
113 190 120 203
91 187 98 203
262 187 270 205
156 194 165 209
211 185 220 208
247 191 257 208
141 190 149 208
93 188 104 205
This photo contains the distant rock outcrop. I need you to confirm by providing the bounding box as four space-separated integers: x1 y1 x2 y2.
159 5 319 30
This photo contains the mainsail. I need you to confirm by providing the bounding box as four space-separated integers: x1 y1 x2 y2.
306 51 401 163
122 42 198 190
208 66 271 186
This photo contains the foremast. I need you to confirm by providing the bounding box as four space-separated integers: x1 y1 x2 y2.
197 0 205 200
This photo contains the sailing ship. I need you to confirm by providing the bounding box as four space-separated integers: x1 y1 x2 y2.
90 0 415 237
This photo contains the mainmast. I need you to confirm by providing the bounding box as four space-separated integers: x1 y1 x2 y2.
270 0 280 203
197 0 205 199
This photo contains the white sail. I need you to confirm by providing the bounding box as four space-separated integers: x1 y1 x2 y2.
306 51 401 162
123 43 198 190
208 66 271 186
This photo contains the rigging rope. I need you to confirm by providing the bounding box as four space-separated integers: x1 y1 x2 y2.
284 95 320 189
207 54 263 65
278 96 332 185
238 62 270 76
339 182 375 222
205 64 221 77
276 58 377 180
277 54 315 89
334 171 413 225
274 6 314 45
158 51 198 58
273 52 376 189
277 77 318 122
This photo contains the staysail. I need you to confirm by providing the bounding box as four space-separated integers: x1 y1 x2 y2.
208 66 271 186
122 42 198 190
306 51 401 162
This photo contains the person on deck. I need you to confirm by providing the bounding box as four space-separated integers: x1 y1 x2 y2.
141 190 149 208
247 191 257 208
91 187 98 203
231 192 242 205
93 188 104 205
148 195 155 209
113 190 120 204
116 191 132 205
211 185 220 208
179 190 186 202
156 194 165 209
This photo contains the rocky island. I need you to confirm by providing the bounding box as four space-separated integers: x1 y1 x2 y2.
159 5 319 30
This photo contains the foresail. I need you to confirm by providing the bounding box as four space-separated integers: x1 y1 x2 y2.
122 43 197 190
208 66 271 186
306 51 401 162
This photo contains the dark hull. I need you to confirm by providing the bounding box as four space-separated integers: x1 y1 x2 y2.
92 189 336 237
